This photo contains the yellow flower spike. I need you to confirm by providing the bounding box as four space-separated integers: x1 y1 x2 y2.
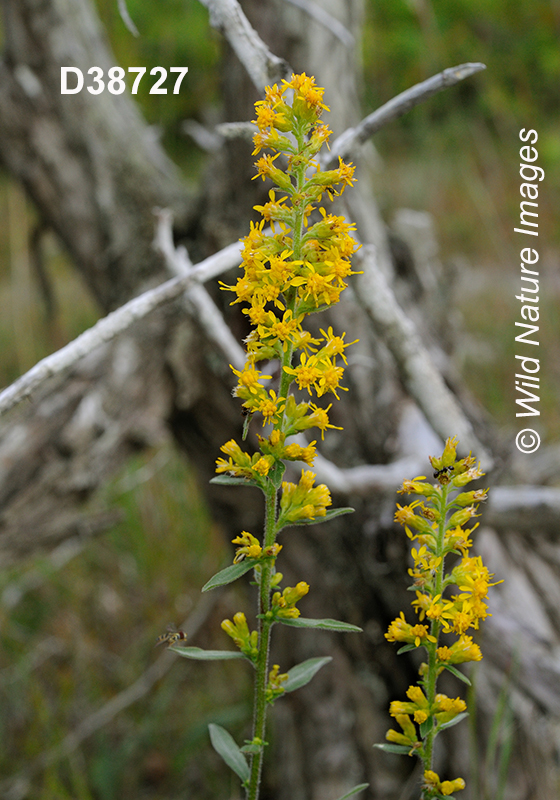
213 75 359 800
378 441 500 796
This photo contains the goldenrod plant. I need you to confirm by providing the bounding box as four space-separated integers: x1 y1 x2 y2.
165 74 366 800
375 437 500 799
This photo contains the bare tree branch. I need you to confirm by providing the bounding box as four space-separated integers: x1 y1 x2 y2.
322 62 486 169
0 239 244 417
283 0 355 48
154 209 246 371
486 486 560 535
117 0 139 37
353 246 493 467
197 0 291 92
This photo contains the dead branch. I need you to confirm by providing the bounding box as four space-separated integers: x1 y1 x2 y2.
486 485 560 536
353 246 493 467
0 238 244 417
197 0 291 92
283 0 355 48
117 0 139 37
322 63 486 169
154 209 246 371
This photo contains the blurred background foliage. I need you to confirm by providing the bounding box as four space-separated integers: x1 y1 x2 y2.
0 1 558 796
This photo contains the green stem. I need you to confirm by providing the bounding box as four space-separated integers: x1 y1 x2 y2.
422 485 449 786
279 133 306 413
247 482 277 800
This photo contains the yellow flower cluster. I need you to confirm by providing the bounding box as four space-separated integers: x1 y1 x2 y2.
265 664 289 704
381 438 500 798
221 612 259 662
423 771 466 798
219 73 359 451
269 581 310 619
231 531 282 564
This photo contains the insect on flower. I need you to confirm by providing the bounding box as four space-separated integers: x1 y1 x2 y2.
155 625 187 647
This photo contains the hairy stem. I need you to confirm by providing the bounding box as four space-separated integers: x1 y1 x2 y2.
422 485 449 783
247 482 277 800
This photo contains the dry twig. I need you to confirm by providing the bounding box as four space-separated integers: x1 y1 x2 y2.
197 0 291 92
322 63 486 169
0 239 244 417
154 209 246 371
353 246 492 468
283 0 354 48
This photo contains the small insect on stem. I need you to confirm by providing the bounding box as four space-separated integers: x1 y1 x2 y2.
155 625 187 647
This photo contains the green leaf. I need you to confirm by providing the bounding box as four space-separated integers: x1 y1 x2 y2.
443 664 472 686
242 412 253 441
333 784 369 800
269 460 286 489
208 724 250 783
210 475 260 488
396 643 417 655
170 646 246 661
202 560 259 592
373 743 411 755
419 719 433 739
240 743 261 754
279 617 362 633
283 657 332 693
290 507 355 526
437 711 469 731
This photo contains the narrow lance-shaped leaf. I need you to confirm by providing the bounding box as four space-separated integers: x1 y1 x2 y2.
210 475 261 488
333 784 370 800
373 743 411 755
437 711 469 732
443 664 472 686
279 617 362 633
283 657 332 693
208 724 250 783
288 507 355 527
397 643 417 655
202 559 259 592
170 646 246 661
